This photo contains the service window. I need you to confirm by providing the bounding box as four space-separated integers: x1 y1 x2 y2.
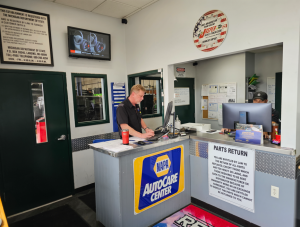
72 73 109 127
140 78 162 118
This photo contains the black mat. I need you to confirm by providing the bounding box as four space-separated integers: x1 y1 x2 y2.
78 192 96 212
10 205 90 227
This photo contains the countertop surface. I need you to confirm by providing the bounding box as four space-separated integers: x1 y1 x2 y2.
90 131 295 157
89 134 190 157
190 131 295 155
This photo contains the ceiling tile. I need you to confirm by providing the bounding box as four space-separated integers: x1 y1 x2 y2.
110 0 154 8
92 1 138 18
141 0 158 9
55 0 105 12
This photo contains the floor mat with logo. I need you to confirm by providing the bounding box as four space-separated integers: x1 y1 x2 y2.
153 204 238 227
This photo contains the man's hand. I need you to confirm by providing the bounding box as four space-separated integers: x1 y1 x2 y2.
263 132 269 139
221 128 231 133
145 128 154 134
141 131 155 139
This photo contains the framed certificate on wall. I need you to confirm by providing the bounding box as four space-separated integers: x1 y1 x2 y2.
0 5 54 66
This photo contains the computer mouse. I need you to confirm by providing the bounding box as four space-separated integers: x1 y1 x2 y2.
137 141 146 145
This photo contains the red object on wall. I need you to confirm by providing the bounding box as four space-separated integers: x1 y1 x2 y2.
36 118 47 143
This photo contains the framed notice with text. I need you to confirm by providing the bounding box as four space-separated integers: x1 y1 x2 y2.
0 5 53 66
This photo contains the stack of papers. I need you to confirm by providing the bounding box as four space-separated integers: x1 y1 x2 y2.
89 139 133 153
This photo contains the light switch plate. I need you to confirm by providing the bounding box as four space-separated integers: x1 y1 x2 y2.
271 185 279 198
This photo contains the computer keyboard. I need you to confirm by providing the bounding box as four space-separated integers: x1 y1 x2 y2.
147 132 167 141
228 131 236 137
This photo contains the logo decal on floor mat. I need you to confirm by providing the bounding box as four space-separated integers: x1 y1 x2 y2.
153 204 238 227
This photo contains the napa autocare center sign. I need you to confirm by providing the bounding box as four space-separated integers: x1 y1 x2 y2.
133 145 185 214
0 5 53 66
208 143 255 212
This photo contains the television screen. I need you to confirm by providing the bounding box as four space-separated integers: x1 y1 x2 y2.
68 26 111 60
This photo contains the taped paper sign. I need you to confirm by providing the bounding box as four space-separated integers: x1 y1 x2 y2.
174 88 190 106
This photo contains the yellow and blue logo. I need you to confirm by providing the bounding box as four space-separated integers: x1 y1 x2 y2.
133 145 185 214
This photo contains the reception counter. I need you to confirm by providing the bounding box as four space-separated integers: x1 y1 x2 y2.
91 136 191 227
90 132 298 227
189 132 297 227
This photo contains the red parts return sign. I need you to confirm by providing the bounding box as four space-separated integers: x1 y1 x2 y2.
193 10 228 52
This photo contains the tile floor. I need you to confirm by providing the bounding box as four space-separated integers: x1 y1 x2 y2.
7 187 104 227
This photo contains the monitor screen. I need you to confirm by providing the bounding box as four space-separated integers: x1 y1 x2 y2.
163 101 173 129
223 103 272 132
68 26 111 61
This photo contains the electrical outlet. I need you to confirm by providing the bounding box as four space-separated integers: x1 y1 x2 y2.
271 186 279 198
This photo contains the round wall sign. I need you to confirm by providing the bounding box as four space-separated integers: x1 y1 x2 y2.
193 10 228 52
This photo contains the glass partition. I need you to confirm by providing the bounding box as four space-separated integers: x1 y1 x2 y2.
31 83 48 143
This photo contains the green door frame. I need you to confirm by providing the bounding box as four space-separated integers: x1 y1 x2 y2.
71 73 110 127
0 69 74 197
139 76 162 119
127 69 164 122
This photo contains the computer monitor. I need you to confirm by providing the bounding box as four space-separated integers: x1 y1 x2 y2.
163 101 173 129
223 103 272 132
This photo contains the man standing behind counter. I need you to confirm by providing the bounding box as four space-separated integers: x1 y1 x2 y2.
117 84 155 139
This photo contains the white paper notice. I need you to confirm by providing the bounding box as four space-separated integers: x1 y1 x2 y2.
201 99 208 110
215 93 227 125
202 84 209 96
174 87 190 106
208 111 217 119
209 85 218 94
227 83 237 96
208 142 255 213
219 84 228 93
267 77 275 104
208 94 217 103
215 93 227 102
208 103 218 111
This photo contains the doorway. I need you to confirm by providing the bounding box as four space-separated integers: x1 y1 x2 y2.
174 78 195 124
0 69 74 216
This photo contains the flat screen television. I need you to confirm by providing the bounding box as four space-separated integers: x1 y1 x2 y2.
68 26 111 61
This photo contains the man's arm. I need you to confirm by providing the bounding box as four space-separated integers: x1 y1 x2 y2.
272 109 280 123
120 123 153 139
141 118 154 134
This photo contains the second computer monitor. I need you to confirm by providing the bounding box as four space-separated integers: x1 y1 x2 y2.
223 103 272 132
163 101 173 129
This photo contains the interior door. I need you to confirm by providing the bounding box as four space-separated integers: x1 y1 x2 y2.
174 78 195 124
0 69 73 216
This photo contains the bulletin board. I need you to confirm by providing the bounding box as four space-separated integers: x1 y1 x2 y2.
202 96 208 118
201 83 237 125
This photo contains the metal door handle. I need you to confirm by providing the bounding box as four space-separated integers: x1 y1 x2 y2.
58 135 66 141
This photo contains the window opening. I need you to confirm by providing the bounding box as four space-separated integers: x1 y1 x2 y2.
31 83 48 143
